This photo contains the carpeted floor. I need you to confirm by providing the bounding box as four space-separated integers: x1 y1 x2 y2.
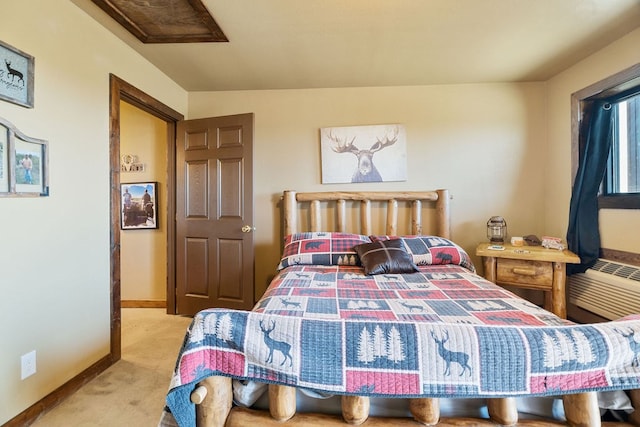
30 308 192 427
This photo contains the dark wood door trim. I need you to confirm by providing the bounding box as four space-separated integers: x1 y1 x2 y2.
109 74 183 362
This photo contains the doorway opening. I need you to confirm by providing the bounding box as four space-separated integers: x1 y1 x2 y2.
109 75 183 361
120 101 169 307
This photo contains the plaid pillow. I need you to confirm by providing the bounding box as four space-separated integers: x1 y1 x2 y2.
369 235 476 272
277 232 371 270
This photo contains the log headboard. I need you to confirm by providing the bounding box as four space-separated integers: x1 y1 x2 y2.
282 189 450 238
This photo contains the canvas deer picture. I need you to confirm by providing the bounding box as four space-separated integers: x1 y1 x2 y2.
320 124 407 184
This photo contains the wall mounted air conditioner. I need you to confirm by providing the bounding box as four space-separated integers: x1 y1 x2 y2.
568 259 640 321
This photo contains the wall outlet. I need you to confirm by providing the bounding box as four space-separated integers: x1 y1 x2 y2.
21 350 36 379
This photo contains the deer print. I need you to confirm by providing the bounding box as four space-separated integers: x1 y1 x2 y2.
280 297 301 309
615 328 640 367
259 320 293 367
4 60 24 85
400 301 423 312
431 330 472 376
327 127 399 182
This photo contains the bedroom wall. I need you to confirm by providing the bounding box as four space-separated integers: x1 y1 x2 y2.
545 27 640 253
189 83 548 298
0 1 187 424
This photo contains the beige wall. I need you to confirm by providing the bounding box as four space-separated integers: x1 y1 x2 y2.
0 1 186 423
545 27 640 252
120 101 168 302
189 83 548 297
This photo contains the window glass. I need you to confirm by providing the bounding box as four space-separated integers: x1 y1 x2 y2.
606 93 640 194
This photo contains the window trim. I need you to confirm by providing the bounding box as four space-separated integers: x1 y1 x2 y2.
571 63 640 210
599 193 640 209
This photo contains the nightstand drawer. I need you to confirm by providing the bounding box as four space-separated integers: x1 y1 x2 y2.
496 258 553 289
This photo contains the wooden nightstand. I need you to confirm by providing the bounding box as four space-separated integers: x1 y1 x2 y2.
475 242 580 318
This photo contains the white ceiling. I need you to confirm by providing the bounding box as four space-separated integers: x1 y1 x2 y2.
73 0 640 92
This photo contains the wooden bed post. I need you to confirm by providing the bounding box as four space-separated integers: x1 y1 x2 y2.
435 189 450 239
386 199 398 235
283 190 298 235
341 395 369 425
337 199 347 232
269 384 296 421
628 389 640 425
409 397 440 424
563 392 601 427
411 200 422 235
193 376 232 427
487 397 518 425
310 200 321 231
361 200 371 235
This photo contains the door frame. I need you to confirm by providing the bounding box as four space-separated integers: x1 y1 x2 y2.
109 74 183 361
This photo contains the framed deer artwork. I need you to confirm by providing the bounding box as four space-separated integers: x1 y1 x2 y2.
0 40 35 108
320 124 407 184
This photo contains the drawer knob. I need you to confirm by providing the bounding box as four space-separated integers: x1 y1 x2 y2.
512 267 537 276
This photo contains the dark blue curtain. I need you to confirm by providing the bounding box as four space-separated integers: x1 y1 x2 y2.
566 100 613 274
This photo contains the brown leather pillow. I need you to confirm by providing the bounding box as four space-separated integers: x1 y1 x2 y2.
353 239 418 275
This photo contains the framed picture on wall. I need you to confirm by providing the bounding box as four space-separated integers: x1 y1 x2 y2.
0 40 35 108
14 137 48 195
120 182 158 230
0 115 48 197
320 124 407 184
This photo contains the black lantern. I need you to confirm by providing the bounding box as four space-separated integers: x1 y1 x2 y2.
487 216 507 243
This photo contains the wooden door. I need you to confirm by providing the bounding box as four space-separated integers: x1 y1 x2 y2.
175 113 254 315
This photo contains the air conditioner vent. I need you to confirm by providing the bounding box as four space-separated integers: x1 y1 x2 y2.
590 259 609 271
616 266 640 282
589 259 640 281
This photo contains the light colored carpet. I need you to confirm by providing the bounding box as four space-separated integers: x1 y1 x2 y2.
31 308 192 427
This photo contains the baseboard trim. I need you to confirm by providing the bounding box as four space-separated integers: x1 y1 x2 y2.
121 299 166 308
4 354 114 427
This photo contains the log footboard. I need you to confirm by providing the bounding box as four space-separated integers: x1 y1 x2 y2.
191 377 639 426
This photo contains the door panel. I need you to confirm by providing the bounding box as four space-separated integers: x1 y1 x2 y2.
176 113 254 315
185 161 208 216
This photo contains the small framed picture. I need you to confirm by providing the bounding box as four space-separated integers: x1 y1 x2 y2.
0 127 8 193
0 40 34 108
15 138 48 195
0 116 48 197
120 182 158 230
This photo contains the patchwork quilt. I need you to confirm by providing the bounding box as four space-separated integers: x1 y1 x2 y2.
165 264 640 427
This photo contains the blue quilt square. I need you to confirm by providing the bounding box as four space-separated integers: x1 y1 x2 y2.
428 300 468 317
307 297 338 314
477 327 526 392
300 320 343 385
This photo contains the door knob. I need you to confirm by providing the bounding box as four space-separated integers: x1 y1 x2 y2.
241 225 254 233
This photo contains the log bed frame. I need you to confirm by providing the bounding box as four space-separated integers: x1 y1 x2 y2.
187 189 640 427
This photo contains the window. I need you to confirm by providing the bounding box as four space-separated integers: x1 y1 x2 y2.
603 93 640 196
599 89 640 209
571 64 640 210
